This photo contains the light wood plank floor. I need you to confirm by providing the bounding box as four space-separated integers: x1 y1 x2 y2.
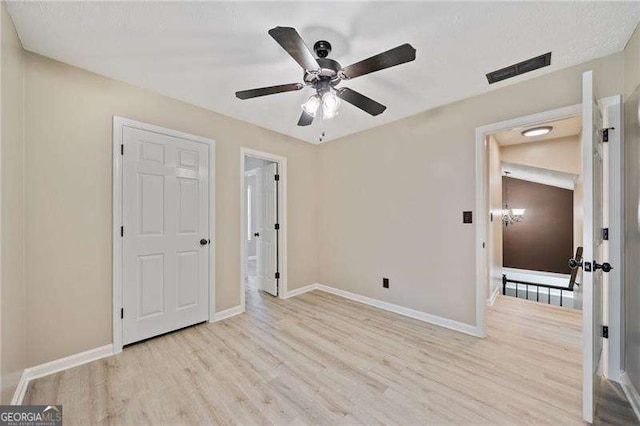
24 290 637 425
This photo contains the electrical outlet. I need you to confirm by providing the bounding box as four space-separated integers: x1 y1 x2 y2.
383 278 389 288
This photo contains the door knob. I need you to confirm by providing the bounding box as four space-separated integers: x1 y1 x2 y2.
569 258 583 270
200 239 210 246
594 261 613 273
254 232 260 237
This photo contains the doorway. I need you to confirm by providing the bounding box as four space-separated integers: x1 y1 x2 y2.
475 74 623 423
240 148 288 310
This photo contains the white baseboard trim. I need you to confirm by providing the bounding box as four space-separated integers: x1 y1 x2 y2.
212 305 244 322
27 344 114 382
487 285 500 306
11 344 114 405
313 284 480 337
10 370 29 405
283 283 318 299
621 372 640 422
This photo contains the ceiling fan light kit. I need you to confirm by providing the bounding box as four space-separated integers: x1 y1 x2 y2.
302 94 321 117
235 26 417 128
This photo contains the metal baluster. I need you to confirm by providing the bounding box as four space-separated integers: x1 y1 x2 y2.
537 286 539 302
548 288 551 304
560 290 563 307
526 284 529 300
516 283 518 298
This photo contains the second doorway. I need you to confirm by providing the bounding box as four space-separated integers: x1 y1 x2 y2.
244 153 280 298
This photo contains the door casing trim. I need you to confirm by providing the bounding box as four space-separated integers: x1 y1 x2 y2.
112 116 216 353
240 148 288 310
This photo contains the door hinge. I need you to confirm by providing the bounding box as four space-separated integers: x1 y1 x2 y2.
603 228 609 241
274 174 280 181
120 226 124 237
275 272 280 279
275 223 280 230
602 127 614 143
602 325 609 339
121 144 124 155
121 308 124 319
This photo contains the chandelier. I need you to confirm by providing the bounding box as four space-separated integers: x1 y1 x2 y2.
503 172 525 227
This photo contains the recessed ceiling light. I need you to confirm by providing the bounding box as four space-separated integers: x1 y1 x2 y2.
522 126 553 137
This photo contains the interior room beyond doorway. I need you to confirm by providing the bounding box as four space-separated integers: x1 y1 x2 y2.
487 115 584 310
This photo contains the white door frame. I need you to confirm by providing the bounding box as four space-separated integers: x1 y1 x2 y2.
474 99 623 381
112 117 216 353
240 148 288 310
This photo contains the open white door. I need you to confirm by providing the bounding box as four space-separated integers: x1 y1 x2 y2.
256 162 278 296
581 70 609 423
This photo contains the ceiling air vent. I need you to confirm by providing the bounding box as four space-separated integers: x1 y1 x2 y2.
486 52 551 84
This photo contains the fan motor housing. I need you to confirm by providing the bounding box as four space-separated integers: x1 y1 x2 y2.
304 57 342 85
313 40 332 58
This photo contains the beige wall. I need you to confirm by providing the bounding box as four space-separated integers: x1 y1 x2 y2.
317 53 623 326
625 24 640 98
500 135 584 251
24 52 318 366
500 135 582 175
0 2 26 403
624 22 640 397
487 136 502 299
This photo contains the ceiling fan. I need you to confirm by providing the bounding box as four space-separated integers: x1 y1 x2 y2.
235 27 417 127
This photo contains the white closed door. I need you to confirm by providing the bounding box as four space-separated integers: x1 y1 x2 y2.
256 162 278 296
122 126 210 345
582 70 607 423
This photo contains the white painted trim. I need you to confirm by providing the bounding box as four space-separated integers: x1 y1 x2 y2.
475 103 582 339
240 148 288 310
11 345 114 405
10 371 29 405
212 305 244 322
26 345 114 381
487 285 500 306
503 268 573 290
282 283 318 299
621 372 640 422
502 161 578 190
112 117 216 351
314 284 481 337
600 95 624 382
502 267 571 280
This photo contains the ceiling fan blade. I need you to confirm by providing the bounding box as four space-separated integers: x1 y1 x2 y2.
236 83 304 100
340 43 416 80
337 88 387 116
297 110 314 126
268 27 321 72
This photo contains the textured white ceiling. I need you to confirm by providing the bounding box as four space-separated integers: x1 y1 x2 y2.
494 116 583 146
7 2 640 143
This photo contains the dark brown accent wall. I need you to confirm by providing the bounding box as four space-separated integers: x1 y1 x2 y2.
502 177 574 274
